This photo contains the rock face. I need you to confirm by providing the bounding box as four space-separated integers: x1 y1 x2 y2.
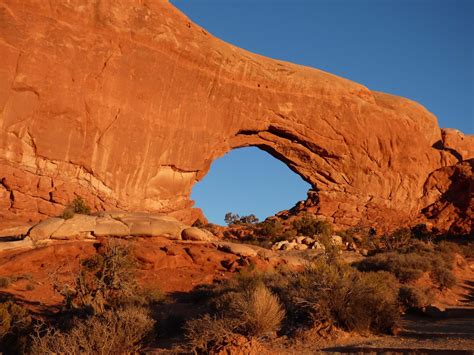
0 1 472 233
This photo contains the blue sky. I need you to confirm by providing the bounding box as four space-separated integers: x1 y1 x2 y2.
171 0 474 224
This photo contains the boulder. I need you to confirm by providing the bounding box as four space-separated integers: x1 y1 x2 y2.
311 242 326 250
51 215 97 240
181 227 216 242
302 237 315 245
119 215 184 239
0 224 32 239
272 240 289 251
282 242 298 251
294 243 308 251
218 243 258 258
29 218 65 241
0 237 34 252
93 217 130 237
296 236 306 244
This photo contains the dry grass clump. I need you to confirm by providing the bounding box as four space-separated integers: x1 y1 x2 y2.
30 305 154 354
233 284 285 337
184 280 285 353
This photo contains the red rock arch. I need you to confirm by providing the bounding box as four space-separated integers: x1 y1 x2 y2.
0 0 471 232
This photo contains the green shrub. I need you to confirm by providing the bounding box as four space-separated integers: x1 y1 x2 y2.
53 240 139 314
292 214 332 237
61 196 91 219
258 219 283 238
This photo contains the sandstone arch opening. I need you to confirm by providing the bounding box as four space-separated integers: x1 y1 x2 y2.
191 147 311 225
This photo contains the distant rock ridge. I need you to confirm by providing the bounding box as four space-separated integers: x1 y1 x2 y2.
0 1 472 233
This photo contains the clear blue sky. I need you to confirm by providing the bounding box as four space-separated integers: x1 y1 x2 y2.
171 0 474 224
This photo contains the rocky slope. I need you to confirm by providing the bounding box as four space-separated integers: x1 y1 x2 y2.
0 0 472 233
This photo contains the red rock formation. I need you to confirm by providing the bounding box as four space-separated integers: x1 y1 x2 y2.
0 1 472 232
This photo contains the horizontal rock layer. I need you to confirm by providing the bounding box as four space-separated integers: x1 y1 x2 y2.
0 0 472 233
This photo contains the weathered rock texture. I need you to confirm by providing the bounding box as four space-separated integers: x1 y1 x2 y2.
0 1 472 233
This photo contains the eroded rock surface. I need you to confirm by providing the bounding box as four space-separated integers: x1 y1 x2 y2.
0 1 472 232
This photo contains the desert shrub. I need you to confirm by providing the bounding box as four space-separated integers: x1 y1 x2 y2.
30 305 154 354
224 212 259 226
356 241 458 289
61 207 75 220
0 301 32 352
436 240 474 259
184 285 283 352
292 214 332 237
53 241 139 314
437 241 462 256
224 212 240 225
0 301 31 338
192 219 204 228
139 287 167 305
459 242 474 258
433 268 456 290
411 224 435 242
0 277 10 288
381 228 413 250
258 219 283 238
184 269 285 350
399 286 434 310
184 314 239 353
340 227 379 251
61 196 91 219
337 229 355 244
240 214 259 225
185 259 400 347
356 251 431 282
276 260 399 334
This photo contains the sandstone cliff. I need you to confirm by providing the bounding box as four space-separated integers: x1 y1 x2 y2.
0 0 472 233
